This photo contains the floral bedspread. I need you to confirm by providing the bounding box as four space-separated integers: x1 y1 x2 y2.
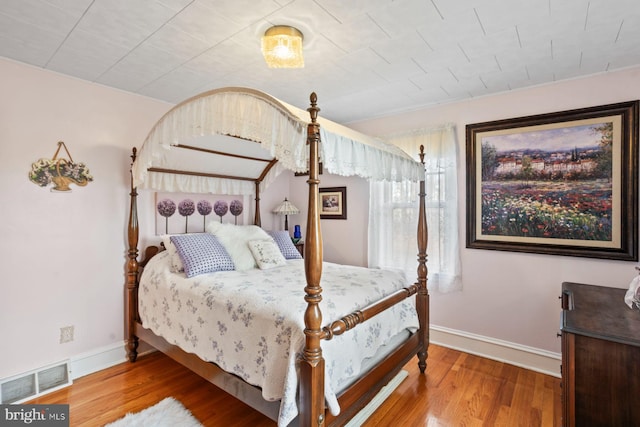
139 251 419 426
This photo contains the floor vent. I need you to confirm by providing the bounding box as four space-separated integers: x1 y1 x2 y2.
0 361 72 404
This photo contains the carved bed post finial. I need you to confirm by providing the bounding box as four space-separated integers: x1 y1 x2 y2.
299 92 325 427
126 147 140 362
308 92 319 123
416 144 429 373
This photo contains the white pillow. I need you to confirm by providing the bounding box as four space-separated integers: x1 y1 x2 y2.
161 234 185 273
248 239 287 270
206 221 271 271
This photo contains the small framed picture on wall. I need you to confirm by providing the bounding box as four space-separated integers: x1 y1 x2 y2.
319 187 347 220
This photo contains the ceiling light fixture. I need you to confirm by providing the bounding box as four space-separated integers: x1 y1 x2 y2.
261 25 304 68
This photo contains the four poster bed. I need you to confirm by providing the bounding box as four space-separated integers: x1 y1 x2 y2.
125 87 429 427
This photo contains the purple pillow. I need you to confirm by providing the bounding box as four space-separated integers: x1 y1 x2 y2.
267 230 302 259
170 234 235 277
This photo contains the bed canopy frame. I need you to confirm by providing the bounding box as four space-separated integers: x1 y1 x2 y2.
125 87 429 427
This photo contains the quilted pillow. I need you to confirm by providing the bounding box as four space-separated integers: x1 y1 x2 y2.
206 221 272 271
248 239 287 270
268 230 303 259
170 234 235 277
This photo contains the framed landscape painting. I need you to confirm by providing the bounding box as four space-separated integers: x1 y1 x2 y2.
466 101 638 260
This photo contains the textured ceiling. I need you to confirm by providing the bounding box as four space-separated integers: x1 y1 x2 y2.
1 0 639 123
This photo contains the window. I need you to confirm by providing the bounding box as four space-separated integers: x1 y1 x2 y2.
368 124 461 293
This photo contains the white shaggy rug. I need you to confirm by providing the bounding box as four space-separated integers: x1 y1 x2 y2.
104 397 202 427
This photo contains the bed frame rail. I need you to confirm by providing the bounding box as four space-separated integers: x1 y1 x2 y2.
322 284 418 340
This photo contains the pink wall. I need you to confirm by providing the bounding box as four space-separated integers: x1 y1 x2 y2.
289 173 369 267
0 58 171 379
349 66 640 353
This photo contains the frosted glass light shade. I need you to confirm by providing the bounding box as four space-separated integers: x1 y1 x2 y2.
261 26 304 68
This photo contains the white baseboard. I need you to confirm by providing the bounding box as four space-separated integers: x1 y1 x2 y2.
67 328 560 385
430 325 561 378
70 341 155 380
69 342 126 380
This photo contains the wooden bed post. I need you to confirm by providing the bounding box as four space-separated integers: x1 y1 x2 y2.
416 145 430 373
299 92 326 427
126 148 140 362
254 181 262 226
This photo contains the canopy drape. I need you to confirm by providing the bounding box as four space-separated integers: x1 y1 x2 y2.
132 87 424 195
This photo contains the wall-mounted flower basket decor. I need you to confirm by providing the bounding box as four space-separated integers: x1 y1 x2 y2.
29 141 93 192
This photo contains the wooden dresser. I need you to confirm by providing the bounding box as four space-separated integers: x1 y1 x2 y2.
560 282 640 426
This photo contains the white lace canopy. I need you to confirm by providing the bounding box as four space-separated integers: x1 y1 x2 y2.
132 87 423 195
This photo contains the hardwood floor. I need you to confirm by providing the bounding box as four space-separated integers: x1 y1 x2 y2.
29 344 561 426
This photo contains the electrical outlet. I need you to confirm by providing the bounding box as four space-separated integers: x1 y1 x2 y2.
59 326 74 344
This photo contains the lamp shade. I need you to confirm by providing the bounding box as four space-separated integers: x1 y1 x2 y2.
261 25 304 68
273 198 299 231
272 198 300 215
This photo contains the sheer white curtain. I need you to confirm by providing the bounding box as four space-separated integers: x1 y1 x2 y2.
368 124 462 293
